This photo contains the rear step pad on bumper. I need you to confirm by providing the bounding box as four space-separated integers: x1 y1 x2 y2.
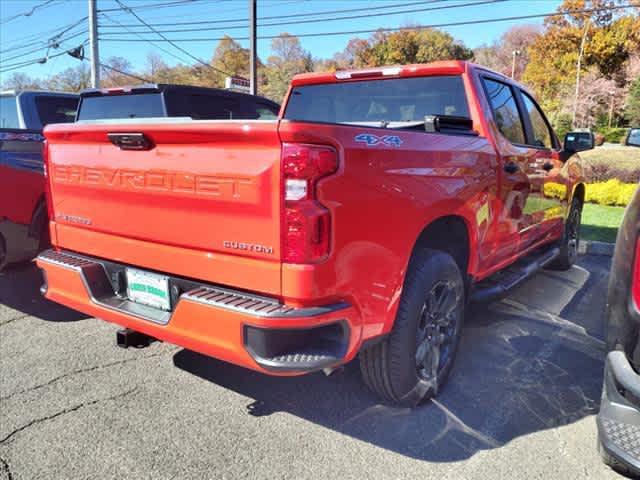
470 246 559 303
37 249 352 373
38 249 348 321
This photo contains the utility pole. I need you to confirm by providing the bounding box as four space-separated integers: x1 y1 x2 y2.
249 0 257 95
88 0 100 88
511 50 520 79
572 20 590 128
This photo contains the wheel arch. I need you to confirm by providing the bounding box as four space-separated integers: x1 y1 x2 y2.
28 194 48 240
572 182 585 206
409 215 473 280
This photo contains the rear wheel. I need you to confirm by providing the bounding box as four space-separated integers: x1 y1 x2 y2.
548 196 582 271
359 249 465 406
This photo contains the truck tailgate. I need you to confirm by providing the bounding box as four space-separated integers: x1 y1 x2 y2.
44 121 282 292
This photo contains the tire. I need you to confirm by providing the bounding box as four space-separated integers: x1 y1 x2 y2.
359 249 465 407
548 196 582 271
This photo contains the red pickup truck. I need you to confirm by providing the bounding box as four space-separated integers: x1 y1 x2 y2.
37 61 589 406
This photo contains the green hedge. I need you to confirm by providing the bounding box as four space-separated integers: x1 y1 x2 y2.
596 127 628 143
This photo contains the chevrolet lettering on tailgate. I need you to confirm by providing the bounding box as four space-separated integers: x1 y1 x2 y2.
53 165 257 201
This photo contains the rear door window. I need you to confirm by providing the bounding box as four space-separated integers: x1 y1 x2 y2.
284 75 470 125
34 96 78 126
0 96 20 128
482 78 526 145
78 93 165 120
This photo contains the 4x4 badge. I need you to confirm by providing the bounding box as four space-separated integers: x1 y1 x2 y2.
354 133 403 147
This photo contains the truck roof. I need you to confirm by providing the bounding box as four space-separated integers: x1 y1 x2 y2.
290 60 530 94
1 90 78 97
79 83 278 106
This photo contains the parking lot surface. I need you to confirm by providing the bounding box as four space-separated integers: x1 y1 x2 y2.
0 255 622 479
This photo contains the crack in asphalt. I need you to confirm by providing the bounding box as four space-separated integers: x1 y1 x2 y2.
0 388 138 446
0 314 29 328
0 351 168 402
0 456 12 480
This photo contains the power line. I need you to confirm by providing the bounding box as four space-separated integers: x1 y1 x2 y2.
112 0 233 76
98 12 195 65
1 0 58 25
100 0 503 35
1 29 88 64
97 0 205 13
0 17 86 53
99 62 150 83
99 0 445 28
99 3 638 43
0 40 89 74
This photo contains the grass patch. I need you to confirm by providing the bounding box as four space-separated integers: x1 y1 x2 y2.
580 145 640 171
581 203 626 243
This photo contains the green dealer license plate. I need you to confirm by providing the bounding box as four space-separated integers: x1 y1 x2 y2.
126 268 171 311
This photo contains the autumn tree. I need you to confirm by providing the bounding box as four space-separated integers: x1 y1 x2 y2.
473 25 541 79
101 57 138 87
263 33 313 102
45 64 91 92
523 0 640 123
210 35 255 87
0 72 44 90
344 28 472 68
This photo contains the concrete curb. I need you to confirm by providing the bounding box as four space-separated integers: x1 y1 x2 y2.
579 240 615 256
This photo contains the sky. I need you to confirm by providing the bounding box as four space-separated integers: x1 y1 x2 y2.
0 0 566 83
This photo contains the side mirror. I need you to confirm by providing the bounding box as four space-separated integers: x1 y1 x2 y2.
626 128 640 148
563 131 595 153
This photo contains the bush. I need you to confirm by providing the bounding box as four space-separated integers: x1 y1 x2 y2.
554 114 573 141
588 163 640 183
597 127 628 143
544 180 637 207
585 180 636 207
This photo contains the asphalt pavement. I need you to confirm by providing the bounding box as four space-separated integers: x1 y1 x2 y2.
0 255 623 479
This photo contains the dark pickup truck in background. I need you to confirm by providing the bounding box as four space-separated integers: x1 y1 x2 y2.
76 84 280 121
0 84 279 270
0 90 78 270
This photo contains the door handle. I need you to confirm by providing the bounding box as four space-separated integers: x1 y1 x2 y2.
542 161 553 172
504 162 519 174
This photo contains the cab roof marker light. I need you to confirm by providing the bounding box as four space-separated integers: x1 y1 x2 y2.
382 67 402 76
335 67 402 80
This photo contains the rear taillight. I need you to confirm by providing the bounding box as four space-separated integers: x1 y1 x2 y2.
42 140 55 221
282 143 338 263
634 239 640 308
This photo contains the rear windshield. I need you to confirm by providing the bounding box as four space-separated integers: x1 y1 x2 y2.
284 75 469 125
78 93 165 120
35 96 78 126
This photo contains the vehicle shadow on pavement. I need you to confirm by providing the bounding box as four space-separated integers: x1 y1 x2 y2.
174 256 610 462
0 262 88 322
